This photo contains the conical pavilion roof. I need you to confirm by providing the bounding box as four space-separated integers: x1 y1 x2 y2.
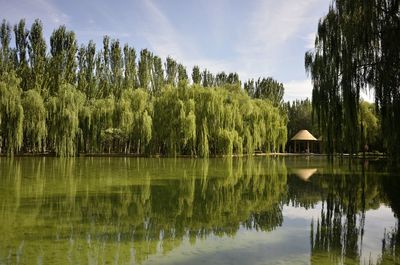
290 130 317 141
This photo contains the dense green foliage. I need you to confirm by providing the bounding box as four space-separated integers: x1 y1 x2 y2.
244 77 284 106
285 98 382 153
285 98 317 139
0 19 287 156
305 0 399 157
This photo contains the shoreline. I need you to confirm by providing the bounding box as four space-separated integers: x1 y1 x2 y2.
0 152 387 159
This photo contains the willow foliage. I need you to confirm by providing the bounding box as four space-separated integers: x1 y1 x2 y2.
150 85 286 157
0 18 287 157
47 83 84 156
119 88 152 154
306 0 400 157
0 71 24 154
22 89 46 152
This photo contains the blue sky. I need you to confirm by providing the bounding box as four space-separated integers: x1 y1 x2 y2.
0 0 333 101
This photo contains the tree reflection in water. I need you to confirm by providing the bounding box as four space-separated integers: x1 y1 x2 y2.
0 157 287 264
0 157 398 264
296 160 400 265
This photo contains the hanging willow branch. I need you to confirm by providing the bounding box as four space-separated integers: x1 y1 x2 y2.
306 0 400 158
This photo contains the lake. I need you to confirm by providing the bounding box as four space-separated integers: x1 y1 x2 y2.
0 156 398 265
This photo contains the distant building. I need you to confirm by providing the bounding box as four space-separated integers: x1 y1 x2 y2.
288 130 320 153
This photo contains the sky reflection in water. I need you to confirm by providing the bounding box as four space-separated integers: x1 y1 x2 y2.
0 157 398 265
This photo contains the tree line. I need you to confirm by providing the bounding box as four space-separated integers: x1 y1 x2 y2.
0 19 287 156
305 0 399 158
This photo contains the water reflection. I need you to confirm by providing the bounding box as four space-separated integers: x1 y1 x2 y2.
0 157 398 264
291 168 318 181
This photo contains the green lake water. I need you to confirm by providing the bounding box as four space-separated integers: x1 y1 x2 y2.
0 157 399 265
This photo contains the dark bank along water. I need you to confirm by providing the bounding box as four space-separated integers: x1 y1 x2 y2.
0 157 398 265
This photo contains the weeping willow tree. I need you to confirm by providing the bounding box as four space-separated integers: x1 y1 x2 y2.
119 88 152 154
47 83 84 156
150 84 286 157
0 18 288 157
22 89 46 152
90 97 116 153
305 0 400 157
152 86 196 155
0 71 24 154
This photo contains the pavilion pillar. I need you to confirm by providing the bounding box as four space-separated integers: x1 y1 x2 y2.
307 141 310 153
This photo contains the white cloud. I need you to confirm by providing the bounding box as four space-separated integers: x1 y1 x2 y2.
75 29 131 39
0 0 70 26
284 79 376 103
140 0 188 62
138 0 240 79
235 0 320 77
283 79 313 101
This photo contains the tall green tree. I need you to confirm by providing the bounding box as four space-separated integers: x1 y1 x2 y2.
0 18 290 157
119 88 152 154
286 99 315 138
0 71 24 154
216 72 227 86
47 83 84 156
13 19 29 91
227 72 240 85
28 19 47 95
244 79 255 97
192 65 201 85
151 55 163 95
305 0 400 157
77 40 97 99
254 77 284 106
123 44 137 90
49 26 77 95
97 36 111 97
177 64 188 83
138 49 152 91
165 56 178 86
77 45 87 94
22 89 46 152
0 19 12 74
202 69 214 87
359 101 381 151
110 39 123 98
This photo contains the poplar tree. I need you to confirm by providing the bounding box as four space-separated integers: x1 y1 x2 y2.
98 36 111 97
28 19 47 95
138 49 151 91
165 56 178 86
49 26 77 94
123 44 137 90
13 19 29 91
191 65 201 85
151 55 164 95
110 39 123 98
177 64 188 83
0 19 12 74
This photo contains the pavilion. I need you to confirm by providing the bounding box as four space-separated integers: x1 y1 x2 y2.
289 130 319 153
